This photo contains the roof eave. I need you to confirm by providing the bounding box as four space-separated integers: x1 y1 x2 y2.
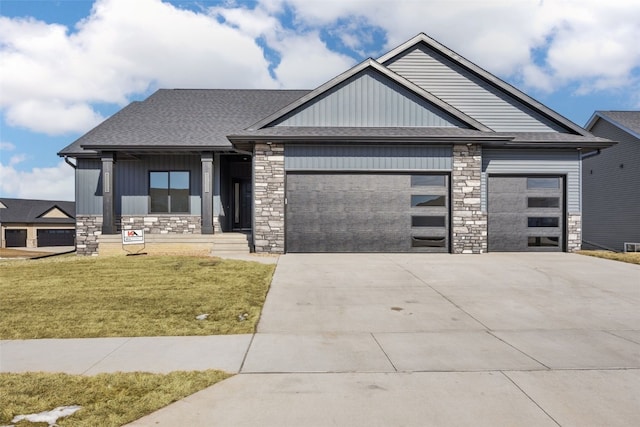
228 134 513 144
79 145 235 152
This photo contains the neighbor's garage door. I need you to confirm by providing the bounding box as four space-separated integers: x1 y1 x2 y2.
286 173 449 252
5 229 27 247
37 229 75 247
488 176 564 252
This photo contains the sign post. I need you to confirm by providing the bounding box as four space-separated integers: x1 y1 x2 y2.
122 229 146 255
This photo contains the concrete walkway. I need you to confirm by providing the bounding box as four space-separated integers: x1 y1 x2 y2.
2 253 639 426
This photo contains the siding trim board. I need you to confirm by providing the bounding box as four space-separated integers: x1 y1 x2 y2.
285 144 452 171
482 149 581 213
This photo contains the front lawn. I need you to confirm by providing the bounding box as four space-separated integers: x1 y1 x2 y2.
0 370 229 426
0 255 275 339
577 250 640 265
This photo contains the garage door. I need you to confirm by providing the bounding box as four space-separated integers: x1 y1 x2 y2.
286 173 449 252
37 229 75 247
488 176 564 252
5 229 27 247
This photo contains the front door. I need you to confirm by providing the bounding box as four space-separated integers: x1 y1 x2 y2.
232 178 252 230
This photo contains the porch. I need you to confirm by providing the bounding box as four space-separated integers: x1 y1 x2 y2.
97 232 251 256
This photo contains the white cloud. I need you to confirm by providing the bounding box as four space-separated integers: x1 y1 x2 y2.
0 142 16 151
270 32 355 88
1 0 639 140
5 100 104 135
263 0 640 95
0 0 277 135
0 160 75 201
210 4 355 88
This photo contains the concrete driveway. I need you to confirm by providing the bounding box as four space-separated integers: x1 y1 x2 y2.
130 253 640 426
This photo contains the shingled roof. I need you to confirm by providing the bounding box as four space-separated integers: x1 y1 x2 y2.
587 111 640 139
0 198 75 224
58 89 310 156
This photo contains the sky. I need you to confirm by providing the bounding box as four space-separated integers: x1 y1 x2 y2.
1 0 639 201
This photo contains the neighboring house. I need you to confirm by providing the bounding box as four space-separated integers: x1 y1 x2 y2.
58 33 613 256
583 111 640 251
0 198 76 248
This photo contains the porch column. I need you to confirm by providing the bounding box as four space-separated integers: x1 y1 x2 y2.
101 152 116 234
201 152 214 234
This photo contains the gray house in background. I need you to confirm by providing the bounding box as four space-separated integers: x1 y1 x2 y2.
59 33 613 256
0 198 76 248
583 111 640 251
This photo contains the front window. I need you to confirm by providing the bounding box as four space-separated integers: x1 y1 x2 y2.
150 171 190 213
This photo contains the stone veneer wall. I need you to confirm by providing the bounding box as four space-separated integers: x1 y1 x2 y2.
567 213 582 252
451 144 487 254
76 215 102 256
121 216 201 234
254 142 285 253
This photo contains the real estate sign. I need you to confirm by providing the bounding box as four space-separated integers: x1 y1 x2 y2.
122 229 144 245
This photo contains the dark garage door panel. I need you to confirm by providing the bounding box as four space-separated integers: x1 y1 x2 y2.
37 229 75 247
488 176 564 252
286 173 448 253
5 229 27 247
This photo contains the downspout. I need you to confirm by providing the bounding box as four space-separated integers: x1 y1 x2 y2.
64 156 77 169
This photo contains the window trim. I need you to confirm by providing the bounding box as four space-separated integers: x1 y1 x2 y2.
149 170 191 214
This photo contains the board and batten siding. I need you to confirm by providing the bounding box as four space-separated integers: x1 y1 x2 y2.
583 119 640 251
275 70 467 128
116 155 202 215
285 145 452 171
76 156 203 216
482 149 581 213
385 45 567 133
76 159 102 215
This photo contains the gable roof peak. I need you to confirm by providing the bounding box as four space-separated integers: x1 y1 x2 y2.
378 33 589 136
247 56 489 132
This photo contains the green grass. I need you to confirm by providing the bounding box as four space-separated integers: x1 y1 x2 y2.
577 250 640 265
0 370 230 426
0 255 275 339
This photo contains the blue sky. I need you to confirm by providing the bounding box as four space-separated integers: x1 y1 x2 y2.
1 0 639 201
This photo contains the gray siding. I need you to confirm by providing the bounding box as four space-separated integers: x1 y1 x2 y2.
76 159 102 215
275 70 466 128
583 119 640 251
386 45 567 133
285 145 452 171
116 155 202 215
482 149 581 213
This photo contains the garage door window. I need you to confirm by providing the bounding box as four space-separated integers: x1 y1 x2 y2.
528 217 559 227
412 216 445 227
411 195 446 207
412 236 446 248
411 175 446 187
527 177 560 189
528 197 559 208
528 236 559 247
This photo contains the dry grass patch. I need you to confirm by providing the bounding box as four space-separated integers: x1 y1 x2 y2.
0 370 229 426
0 248 55 259
0 255 275 339
577 250 640 265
